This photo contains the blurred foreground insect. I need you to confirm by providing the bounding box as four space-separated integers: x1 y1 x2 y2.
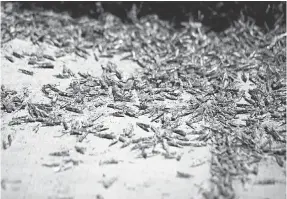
176 171 193 179
5 55 14 63
136 122 150 132
241 71 247 83
18 69 34 76
12 52 24 59
43 54 55 61
36 62 54 69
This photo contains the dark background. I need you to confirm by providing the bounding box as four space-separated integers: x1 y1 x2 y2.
3 1 286 32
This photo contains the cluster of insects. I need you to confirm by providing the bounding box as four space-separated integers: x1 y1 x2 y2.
1 4 286 198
